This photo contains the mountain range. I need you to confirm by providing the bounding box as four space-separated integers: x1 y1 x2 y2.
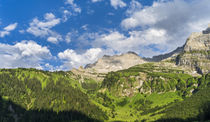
80 25 210 75
0 25 209 121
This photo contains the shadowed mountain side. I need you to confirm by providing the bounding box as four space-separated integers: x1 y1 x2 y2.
156 118 197 122
156 100 210 122
156 105 210 122
156 86 210 122
0 68 108 121
0 96 99 122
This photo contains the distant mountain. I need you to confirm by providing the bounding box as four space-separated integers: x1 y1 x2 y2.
145 46 184 62
85 51 147 73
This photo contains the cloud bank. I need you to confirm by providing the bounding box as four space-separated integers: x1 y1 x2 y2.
58 48 103 70
120 0 210 56
0 40 51 69
1 0 210 70
27 13 62 44
92 0 210 57
110 0 127 9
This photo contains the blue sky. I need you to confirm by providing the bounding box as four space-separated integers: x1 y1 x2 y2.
0 0 210 70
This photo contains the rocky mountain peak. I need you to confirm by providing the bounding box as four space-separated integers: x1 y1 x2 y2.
176 25 210 74
183 31 209 52
203 24 210 34
144 25 209 74
85 52 147 73
126 51 139 56
184 25 210 52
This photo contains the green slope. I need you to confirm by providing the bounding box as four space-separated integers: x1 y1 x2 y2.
102 63 197 97
158 74 210 121
0 68 107 121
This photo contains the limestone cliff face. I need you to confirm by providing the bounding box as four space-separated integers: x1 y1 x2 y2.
176 27 210 74
85 52 147 73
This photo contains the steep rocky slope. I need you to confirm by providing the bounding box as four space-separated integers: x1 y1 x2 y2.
176 26 210 74
145 25 210 74
85 52 147 73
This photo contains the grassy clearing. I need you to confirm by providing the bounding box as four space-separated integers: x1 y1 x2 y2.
91 91 183 121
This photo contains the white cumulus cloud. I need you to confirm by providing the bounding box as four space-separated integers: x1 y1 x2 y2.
47 37 59 44
126 0 142 15
26 13 63 43
92 28 169 57
58 48 103 70
110 0 126 9
117 0 210 56
65 0 81 13
0 23 18 38
0 40 52 69
65 32 72 43
91 0 126 9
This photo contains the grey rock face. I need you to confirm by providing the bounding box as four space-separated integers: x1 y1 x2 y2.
176 28 210 74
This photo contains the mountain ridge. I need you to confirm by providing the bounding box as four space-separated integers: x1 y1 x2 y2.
81 25 210 75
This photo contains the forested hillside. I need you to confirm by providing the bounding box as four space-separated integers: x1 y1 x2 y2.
0 67 209 121
160 86 210 121
0 68 107 122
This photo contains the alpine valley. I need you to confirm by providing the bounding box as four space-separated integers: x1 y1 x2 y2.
0 26 210 122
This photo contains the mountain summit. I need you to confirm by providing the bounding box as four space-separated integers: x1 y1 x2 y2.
176 26 210 74
85 52 146 73
202 24 210 34
145 25 210 74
